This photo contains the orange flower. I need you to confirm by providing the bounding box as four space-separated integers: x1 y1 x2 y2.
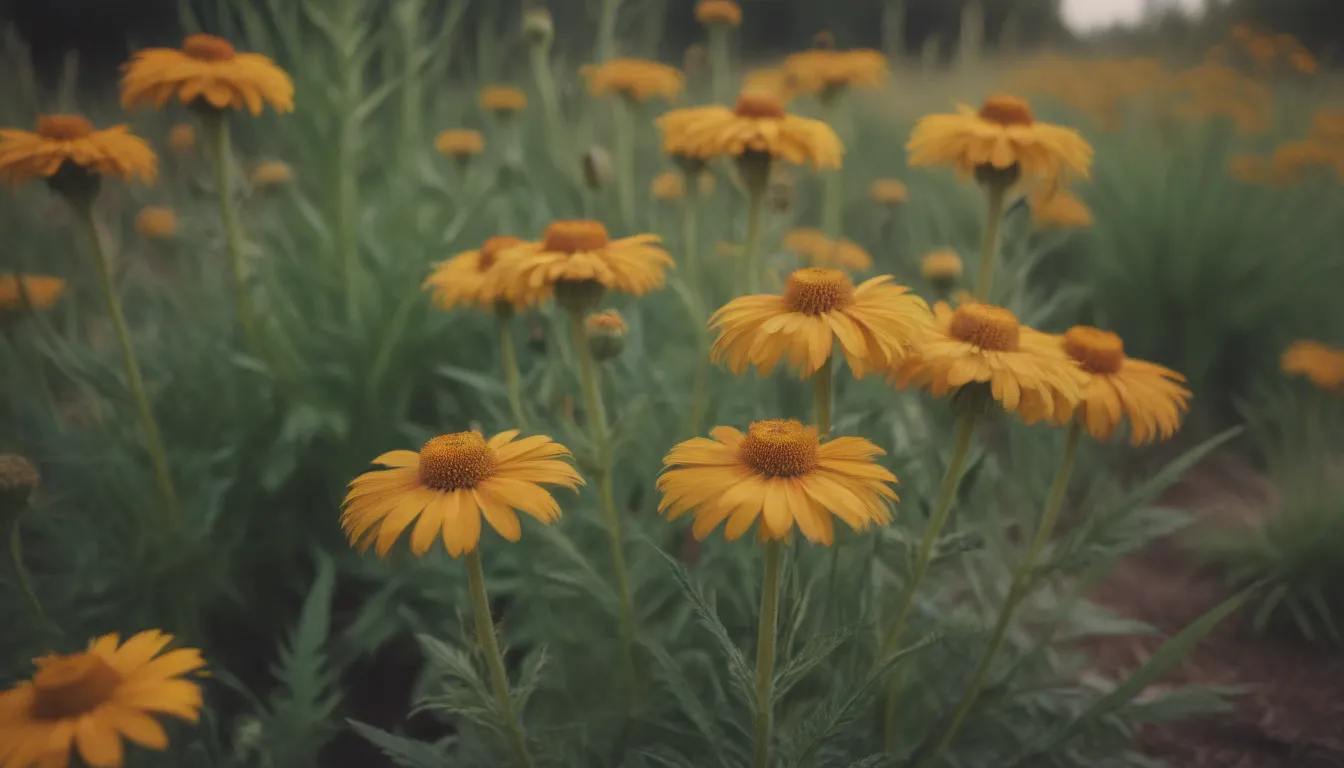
582 59 685 103
695 0 742 27
0 115 157 186
121 34 294 114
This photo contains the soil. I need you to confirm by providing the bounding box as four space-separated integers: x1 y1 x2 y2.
1086 454 1344 768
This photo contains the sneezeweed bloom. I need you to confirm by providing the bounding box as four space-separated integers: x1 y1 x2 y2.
249 160 293 188
894 301 1087 423
435 129 485 163
120 34 294 115
1310 109 1344 145
586 309 628 361
0 275 66 314
167 123 196 153
658 92 843 172
1281 340 1344 392
782 229 872 271
341 430 583 557
742 69 795 103
0 115 157 199
657 419 897 544
1053 326 1190 444
782 49 888 102
582 58 685 103
423 235 547 311
695 0 742 27
0 630 207 768
710 267 932 378
1031 188 1093 230
479 85 528 116
920 250 963 295
869 178 908 205
501 220 673 311
135 206 179 239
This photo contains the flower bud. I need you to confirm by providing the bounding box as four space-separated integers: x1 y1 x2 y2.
585 309 627 361
523 6 554 48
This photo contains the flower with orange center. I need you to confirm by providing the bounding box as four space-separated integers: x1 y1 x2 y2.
250 160 293 187
781 49 888 99
657 92 843 170
135 206 179 239
782 228 872 270
710 267 931 379
167 123 195 152
423 235 547 311
500 220 673 300
582 59 685 103
479 85 528 114
120 34 294 115
1281 340 1344 392
342 430 582 557
695 0 742 27
435 129 485 159
869 178 908 204
651 171 685 201
0 630 206 768
1051 326 1191 444
893 301 1087 423
0 115 157 186
742 69 796 103
657 419 897 544
920 251 963 282
907 95 1093 187
0 275 66 313
1031 188 1093 230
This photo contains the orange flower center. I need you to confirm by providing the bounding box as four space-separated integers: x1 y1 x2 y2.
738 420 820 478
478 236 523 271
543 220 609 253
36 115 93 140
1063 326 1125 374
783 268 855 315
30 653 121 720
978 95 1035 126
182 33 236 62
735 92 786 119
418 432 497 491
949 303 1021 352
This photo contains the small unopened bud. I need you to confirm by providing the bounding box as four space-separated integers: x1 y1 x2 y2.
523 6 554 48
920 249 963 298
581 145 613 191
586 309 627 361
0 454 39 522
250 160 293 189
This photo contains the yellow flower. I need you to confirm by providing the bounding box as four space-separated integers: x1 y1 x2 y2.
0 630 206 768
0 115 157 186
1282 341 1344 392
502 220 673 298
710 267 931 379
135 206 178 239
657 419 897 544
167 123 195 152
920 250 963 281
742 68 796 103
250 160 292 187
869 178 908 204
424 235 548 311
907 95 1093 186
582 59 685 103
893 302 1087 424
1054 326 1190 444
479 85 528 114
652 171 685 201
341 430 583 557
1031 188 1093 229
695 0 742 27
1311 109 1344 145
435 129 485 159
0 275 66 312
782 229 872 270
1272 140 1340 181
586 308 628 336
658 92 843 170
781 49 888 98
120 33 294 115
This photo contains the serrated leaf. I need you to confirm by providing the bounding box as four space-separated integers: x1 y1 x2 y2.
773 628 854 704
347 721 451 768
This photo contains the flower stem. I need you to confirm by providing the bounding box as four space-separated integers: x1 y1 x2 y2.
496 305 528 431
528 44 563 143
709 26 732 104
821 97 844 239
614 96 638 229
683 182 701 288
75 205 180 527
740 189 766 295
596 0 622 62
881 410 977 749
813 357 834 437
8 523 60 637
568 308 639 703
974 183 1008 301
752 538 786 768
202 114 264 360
465 549 535 768
916 420 1081 766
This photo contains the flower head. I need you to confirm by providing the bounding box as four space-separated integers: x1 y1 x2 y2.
742 69 796 103
782 229 872 270
582 59 685 103
250 160 292 188
1031 188 1093 229
710 267 931 379
782 49 888 99
657 420 897 544
1053 326 1190 444
501 220 674 300
869 178 908 204
341 430 582 556
167 123 195 152
1282 340 1344 392
424 235 547 311
120 34 294 114
0 275 66 312
658 92 843 170
652 171 685 201
0 630 206 768
586 309 628 360
135 206 179 239
695 0 742 27
480 85 528 114
435 129 485 159
920 250 963 281
0 115 157 187
907 95 1093 187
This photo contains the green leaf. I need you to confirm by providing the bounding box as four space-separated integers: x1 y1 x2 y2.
1105 428 1241 516
772 628 854 704
347 721 452 768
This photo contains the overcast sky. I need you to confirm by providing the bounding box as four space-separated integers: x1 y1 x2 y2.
1061 0 1204 29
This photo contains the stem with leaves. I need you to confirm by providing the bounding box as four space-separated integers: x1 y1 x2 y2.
752 539 785 768
465 549 535 768
201 113 264 360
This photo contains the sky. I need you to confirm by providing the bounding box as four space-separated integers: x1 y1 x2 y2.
1061 0 1204 30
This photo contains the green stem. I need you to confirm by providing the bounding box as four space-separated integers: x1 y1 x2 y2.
596 0 621 62
752 539 785 768
821 97 844 239
465 549 535 768
615 97 638 229
528 44 564 157
203 115 264 359
813 357 833 437
916 421 1081 765
496 306 528 431
9 523 60 637
683 182 701 288
740 190 766 295
974 184 1008 302
568 309 639 701
76 205 180 527
709 26 732 104
881 411 977 749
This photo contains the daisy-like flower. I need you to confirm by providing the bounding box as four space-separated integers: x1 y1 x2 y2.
657 419 897 544
1031 188 1093 229
782 229 873 270
695 0 742 27
907 95 1093 188
710 267 932 378
0 275 66 313
479 85 528 115
920 250 963 282
1053 326 1190 444
658 92 843 170
0 630 206 768
424 235 547 311
1282 340 1344 392
894 301 1087 423
435 129 485 160
341 430 583 557
135 206 178 239
782 49 888 101
120 34 294 115
0 115 157 187
742 69 796 103
870 178 908 205
167 123 195 153
582 59 685 103
501 220 674 302
250 160 292 188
